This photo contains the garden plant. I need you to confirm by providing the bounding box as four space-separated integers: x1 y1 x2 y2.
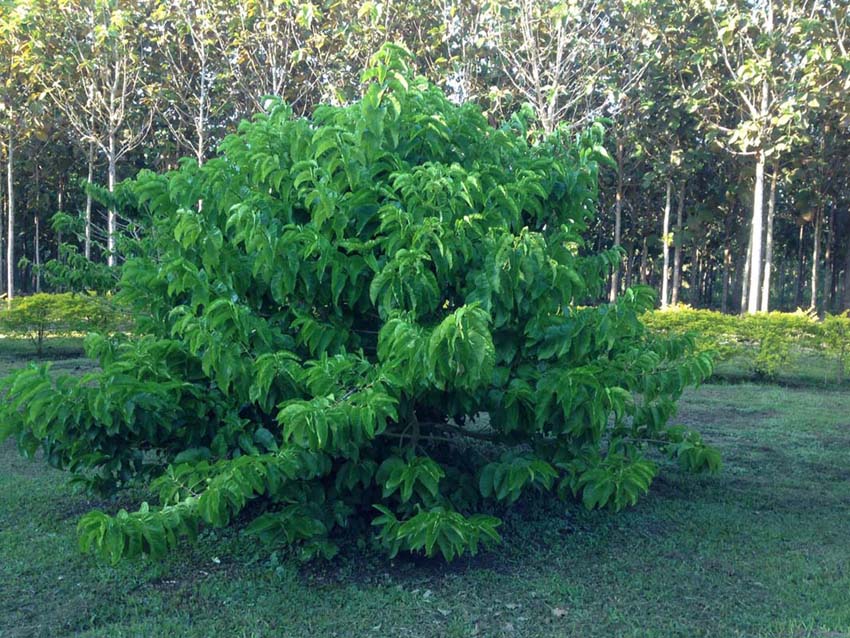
0 47 718 564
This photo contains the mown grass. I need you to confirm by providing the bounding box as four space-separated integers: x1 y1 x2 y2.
2 343 850 637
0 336 93 377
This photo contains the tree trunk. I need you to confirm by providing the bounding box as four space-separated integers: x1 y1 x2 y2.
811 204 822 311
197 44 207 167
747 149 766 314
57 185 64 261
640 236 648 285
107 132 116 268
672 182 685 305
795 223 805 308
6 133 14 300
609 137 624 302
34 215 41 293
661 179 672 308
825 206 836 312
722 244 731 314
706 260 715 304
741 227 753 314
759 165 778 312
690 244 700 307
843 242 850 311
0 164 4 296
85 139 94 260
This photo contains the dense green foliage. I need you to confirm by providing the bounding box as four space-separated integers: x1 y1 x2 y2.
644 306 850 381
0 293 120 355
0 49 717 564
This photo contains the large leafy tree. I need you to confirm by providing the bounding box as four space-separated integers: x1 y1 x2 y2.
694 0 824 313
0 0 38 299
151 0 230 167
31 0 157 267
1 48 717 563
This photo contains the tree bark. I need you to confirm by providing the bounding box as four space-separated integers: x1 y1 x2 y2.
34 215 41 293
810 204 822 311
843 240 850 311
741 226 753 314
85 138 94 260
747 149 766 314
759 165 778 312
706 260 715 303
107 132 116 268
825 206 836 312
640 236 648 285
722 245 731 314
609 137 624 302
57 184 64 262
0 162 4 296
672 182 685 305
661 179 672 308
6 133 14 300
795 223 805 308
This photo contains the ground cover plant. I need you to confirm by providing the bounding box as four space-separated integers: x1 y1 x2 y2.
0 47 717 565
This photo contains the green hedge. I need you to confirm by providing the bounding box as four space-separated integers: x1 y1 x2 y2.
0 293 123 355
643 306 850 382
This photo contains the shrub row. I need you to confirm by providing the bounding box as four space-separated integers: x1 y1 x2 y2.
0 293 124 355
643 306 850 382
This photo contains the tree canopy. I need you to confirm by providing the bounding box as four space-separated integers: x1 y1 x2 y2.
0 0 847 314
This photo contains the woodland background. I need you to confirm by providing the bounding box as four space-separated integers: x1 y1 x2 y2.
0 0 848 314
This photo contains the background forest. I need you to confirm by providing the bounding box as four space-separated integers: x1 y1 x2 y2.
0 0 848 314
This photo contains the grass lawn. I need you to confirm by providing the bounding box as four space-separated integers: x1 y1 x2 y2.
0 336 93 377
2 343 850 637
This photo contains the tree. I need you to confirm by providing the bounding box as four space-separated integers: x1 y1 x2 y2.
0 48 717 564
219 0 326 117
33 0 156 267
698 0 822 313
0 1 40 300
599 0 662 302
152 0 227 166
489 0 610 134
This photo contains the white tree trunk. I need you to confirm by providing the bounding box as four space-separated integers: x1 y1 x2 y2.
741 228 753 313
6 133 14 300
843 243 850 311
196 45 207 167
609 138 624 302
672 182 685 305
661 179 672 308
810 204 822 311
85 140 94 260
35 215 41 293
747 149 766 314
0 169 5 293
759 166 778 312
107 133 116 268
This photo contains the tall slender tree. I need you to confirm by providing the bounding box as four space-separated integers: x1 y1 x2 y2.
33 0 156 267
